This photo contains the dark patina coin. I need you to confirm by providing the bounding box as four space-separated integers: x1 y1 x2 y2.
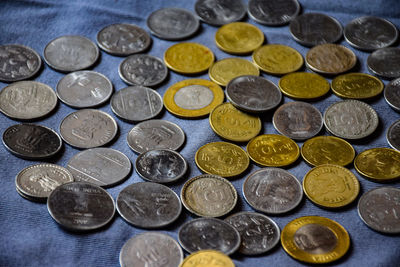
384 78 400 111
195 0 246 26
387 120 400 151
248 0 300 26
367 47 400 79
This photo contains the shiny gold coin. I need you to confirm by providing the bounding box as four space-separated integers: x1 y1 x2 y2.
279 72 330 99
215 22 264 54
252 44 303 75
246 134 300 167
301 136 355 166
281 216 350 264
354 147 400 181
180 250 235 267
331 73 384 99
209 102 261 142
163 79 224 118
164 42 214 74
195 141 249 178
209 58 259 87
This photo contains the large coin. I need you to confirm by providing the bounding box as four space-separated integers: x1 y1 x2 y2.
387 120 400 151
367 47 400 79
331 73 384 99
180 250 234 267
248 0 300 26
195 0 246 26
278 72 330 99
384 78 400 111
209 58 260 86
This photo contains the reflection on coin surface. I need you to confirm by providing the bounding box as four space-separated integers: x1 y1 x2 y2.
367 47 400 79
209 58 260 86
195 0 246 26
384 78 400 111
331 73 384 99
180 250 234 267
387 120 400 151
248 0 300 26
278 72 330 99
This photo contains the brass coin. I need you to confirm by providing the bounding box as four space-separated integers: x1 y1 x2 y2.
331 73 384 99
279 72 330 99
179 250 235 267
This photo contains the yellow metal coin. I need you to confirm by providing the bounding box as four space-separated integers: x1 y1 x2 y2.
195 141 249 178
163 79 224 118
209 102 261 142
301 136 355 167
331 73 384 99
279 72 330 99
180 250 235 267
215 22 264 54
281 216 350 264
164 42 214 74
246 134 300 167
252 44 303 75
209 58 259 87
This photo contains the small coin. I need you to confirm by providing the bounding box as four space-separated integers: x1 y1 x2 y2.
384 78 400 111
47 182 115 231
278 72 330 99
367 47 400 79
181 174 237 217
281 216 350 264
0 81 57 120
116 182 181 228
248 0 300 26
195 0 246 26
387 120 400 151
243 168 302 214
3 124 62 160
331 73 384 99
180 250 234 267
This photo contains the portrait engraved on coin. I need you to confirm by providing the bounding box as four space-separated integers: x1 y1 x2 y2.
294 224 338 254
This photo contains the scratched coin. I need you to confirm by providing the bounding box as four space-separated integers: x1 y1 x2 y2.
387 120 400 151
384 78 400 111
248 0 300 26
195 0 246 26
367 47 400 79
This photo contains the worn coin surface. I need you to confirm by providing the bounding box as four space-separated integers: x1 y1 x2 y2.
367 47 400 79
195 0 246 26
248 0 300 26
331 73 384 99
180 250 234 267
278 72 330 99
384 77 400 111
387 120 400 151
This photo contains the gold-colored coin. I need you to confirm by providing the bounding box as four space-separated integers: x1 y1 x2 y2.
303 164 360 208
246 134 300 167
301 136 355 166
281 216 350 264
180 250 235 267
215 22 264 54
331 72 384 99
354 148 400 181
164 42 214 74
279 72 330 99
195 141 249 178
252 44 303 75
163 79 224 118
209 58 259 87
209 102 261 142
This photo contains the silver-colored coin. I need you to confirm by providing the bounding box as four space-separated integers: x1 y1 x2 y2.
173 84 215 110
60 109 118 149
96 23 151 56
272 101 323 140
44 35 99 72
324 100 379 140
127 119 185 154
67 148 131 187
195 0 246 26
243 168 302 214
0 81 57 120
56 71 113 108
358 187 400 234
135 149 187 183
116 182 181 229
367 47 400 79
387 120 400 151
178 217 241 255
225 211 280 255
248 0 300 26
226 75 282 113
47 181 115 231
146 8 200 40
119 232 183 267
384 78 400 111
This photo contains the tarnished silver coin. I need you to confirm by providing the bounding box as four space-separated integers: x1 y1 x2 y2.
324 100 379 140
384 78 400 111
358 187 400 234
0 81 57 120
248 0 300 26
243 168 302 214
44 35 99 72
96 23 151 56
226 75 282 113
272 101 323 140
225 211 280 255
67 148 131 187
120 232 183 267
367 47 400 79
178 217 241 255
60 109 118 149
116 182 181 229
56 71 113 108
47 181 115 231
387 120 400 151
195 0 246 26
127 119 185 154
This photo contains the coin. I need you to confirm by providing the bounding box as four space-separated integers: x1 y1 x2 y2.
367 47 400 79
331 73 384 99
195 141 249 178
116 182 181 228
180 250 234 267
110 85 163 122
243 168 302 214
195 0 246 26
358 187 400 234
209 102 261 142
3 124 62 160
44 35 99 72
225 211 280 255
0 81 57 120
384 78 400 111
56 71 113 108
66 148 131 187
248 0 300 26
135 149 187 183
163 79 224 118
278 72 330 99
181 174 237 217
47 182 115 231
59 109 118 149
281 216 350 264
246 134 300 167
387 120 400 151
127 119 185 154
0 44 42 82
226 75 282 113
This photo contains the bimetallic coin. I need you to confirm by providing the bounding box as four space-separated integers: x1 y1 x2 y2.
180 250 234 267
195 0 246 26
387 120 400 151
367 47 400 79
331 73 384 99
384 78 400 111
248 0 300 26
278 72 330 99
